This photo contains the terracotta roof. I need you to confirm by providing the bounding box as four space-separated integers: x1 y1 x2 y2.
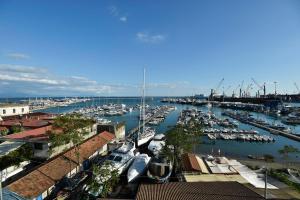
38 156 78 181
7 170 55 199
64 131 115 163
136 182 264 200
99 131 116 141
4 125 52 141
0 120 21 127
7 131 115 199
181 153 201 172
20 119 49 128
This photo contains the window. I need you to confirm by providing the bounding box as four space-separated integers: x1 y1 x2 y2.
13 109 16 113
22 108 24 112
2 109 6 114
34 143 44 150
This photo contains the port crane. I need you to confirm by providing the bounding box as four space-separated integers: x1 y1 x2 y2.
232 84 240 97
239 80 244 97
251 78 266 97
223 85 231 96
212 78 224 96
245 83 253 97
294 82 300 94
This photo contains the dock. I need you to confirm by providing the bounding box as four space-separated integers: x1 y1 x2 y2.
223 112 300 142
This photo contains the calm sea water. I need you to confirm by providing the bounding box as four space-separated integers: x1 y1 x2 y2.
2 97 300 162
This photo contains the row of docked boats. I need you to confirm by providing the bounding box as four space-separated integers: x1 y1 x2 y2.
207 132 275 142
203 128 258 134
222 110 293 134
73 103 134 117
177 109 239 128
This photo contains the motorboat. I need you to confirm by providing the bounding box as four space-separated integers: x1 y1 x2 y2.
147 156 173 183
105 141 136 175
127 153 151 182
148 134 165 155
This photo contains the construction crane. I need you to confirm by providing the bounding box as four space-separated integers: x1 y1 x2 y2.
294 82 300 94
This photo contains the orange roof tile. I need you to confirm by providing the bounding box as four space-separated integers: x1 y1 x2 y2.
4 126 52 141
7 170 55 199
6 131 115 199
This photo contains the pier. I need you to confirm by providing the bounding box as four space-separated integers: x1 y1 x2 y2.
127 105 176 139
223 112 300 142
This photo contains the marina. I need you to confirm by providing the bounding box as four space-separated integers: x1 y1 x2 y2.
23 97 299 163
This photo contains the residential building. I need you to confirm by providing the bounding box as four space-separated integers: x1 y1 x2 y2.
0 104 30 117
5 131 115 200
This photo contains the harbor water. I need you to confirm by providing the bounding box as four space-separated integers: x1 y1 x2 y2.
4 97 299 163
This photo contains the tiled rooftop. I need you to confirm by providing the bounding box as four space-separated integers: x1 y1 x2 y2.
3 125 53 141
7 131 115 199
136 182 264 200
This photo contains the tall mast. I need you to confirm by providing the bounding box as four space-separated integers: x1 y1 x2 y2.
142 68 146 134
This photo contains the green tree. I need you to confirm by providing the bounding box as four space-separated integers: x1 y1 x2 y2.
48 114 95 172
87 162 119 198
162 124 201 173
11 125 23 134
0 144 33 171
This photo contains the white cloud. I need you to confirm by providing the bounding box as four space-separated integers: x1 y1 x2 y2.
119 16 127 22
0 64 46 73
136 32 166 43
0 64 123 96
6 53 30 60
108 5 128 22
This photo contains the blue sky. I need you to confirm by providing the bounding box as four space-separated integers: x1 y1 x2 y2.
0 0 300 97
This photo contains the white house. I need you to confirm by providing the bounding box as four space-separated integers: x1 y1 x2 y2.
0 104 30 117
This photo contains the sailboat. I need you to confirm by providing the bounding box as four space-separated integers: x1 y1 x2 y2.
137 68 155 147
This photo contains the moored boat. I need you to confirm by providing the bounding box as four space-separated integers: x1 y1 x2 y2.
147 156 173 183
127 153 151 182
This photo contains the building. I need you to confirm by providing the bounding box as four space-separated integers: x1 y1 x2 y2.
97 121 126 140
5 131 115 200
136 182 264 200
0 104 30 118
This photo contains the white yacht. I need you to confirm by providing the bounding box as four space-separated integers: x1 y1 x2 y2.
127 153 151 183
105 141 136 175
148 134 165 155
